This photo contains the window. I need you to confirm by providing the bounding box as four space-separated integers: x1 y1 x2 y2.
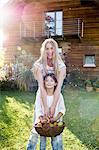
83 55 96 67
45 11 63 37
58 47 62 54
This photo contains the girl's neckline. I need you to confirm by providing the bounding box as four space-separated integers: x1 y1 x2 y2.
47 95 53 97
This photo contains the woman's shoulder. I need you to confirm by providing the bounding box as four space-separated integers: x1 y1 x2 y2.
58 60 66 69
33 60 43 69
31 60 43 80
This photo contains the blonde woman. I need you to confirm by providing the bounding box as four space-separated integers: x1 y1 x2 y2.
33 38 66 117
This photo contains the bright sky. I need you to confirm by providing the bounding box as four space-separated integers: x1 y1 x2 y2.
0 0 9 8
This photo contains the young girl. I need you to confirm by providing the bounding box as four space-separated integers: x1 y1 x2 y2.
27 73 66 150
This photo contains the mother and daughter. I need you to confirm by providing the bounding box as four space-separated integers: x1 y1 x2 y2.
27 38 66 150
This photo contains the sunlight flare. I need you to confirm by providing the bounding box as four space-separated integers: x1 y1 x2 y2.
0 0 9 8
0 29 6 48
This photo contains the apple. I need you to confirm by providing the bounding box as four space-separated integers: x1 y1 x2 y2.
53 122 58 126
58 122 63 127
50 123 54 127
36 122 42 127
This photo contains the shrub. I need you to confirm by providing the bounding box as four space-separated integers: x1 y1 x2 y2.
0 79 18 91
15 48 38 91
93 79 99 88
16 69 38 92
69 68 85 88
84 80 92 87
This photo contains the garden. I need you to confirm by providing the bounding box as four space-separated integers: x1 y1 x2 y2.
0 87 99 150
0 50 99 150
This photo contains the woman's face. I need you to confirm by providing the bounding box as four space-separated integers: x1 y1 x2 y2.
45 42 55 59
44 76 56 89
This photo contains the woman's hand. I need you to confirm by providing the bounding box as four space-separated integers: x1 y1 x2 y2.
49 105 56 117
44 106 50 117
39 116 50 124
50 117 56 123
39 116 47 124
50 112 63 123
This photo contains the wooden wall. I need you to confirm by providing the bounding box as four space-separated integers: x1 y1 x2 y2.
69 43 99 77
3 0 99 77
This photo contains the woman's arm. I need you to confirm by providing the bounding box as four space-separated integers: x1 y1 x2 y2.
36 67 49 116
50 112 63 123
50 66 66 117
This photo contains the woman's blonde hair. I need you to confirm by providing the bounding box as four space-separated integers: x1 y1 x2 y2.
33 38 65 78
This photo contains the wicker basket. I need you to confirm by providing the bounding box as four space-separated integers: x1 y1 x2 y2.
35 122 65 137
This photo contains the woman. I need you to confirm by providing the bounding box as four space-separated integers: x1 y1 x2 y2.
33 38 66 117
27 38 66 150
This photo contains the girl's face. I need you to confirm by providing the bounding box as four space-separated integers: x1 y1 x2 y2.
44 76 57 89
45 42 55 59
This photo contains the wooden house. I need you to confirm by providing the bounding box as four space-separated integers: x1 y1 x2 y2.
1 0 99 77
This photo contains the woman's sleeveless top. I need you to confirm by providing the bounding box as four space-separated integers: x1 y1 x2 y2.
33 60 66 80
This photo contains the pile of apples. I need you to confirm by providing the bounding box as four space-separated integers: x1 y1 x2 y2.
35 117 65 137
36 121 64 128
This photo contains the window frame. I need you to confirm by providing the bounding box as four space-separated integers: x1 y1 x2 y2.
83 55 96 67
44 10 63 37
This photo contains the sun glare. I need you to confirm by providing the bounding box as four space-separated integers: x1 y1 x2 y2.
0 29 6 67
0 29 6 49
0 1 10 67
0 1 9 49
0 0 9 8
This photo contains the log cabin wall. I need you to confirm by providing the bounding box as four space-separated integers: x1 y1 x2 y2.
3 0 99 77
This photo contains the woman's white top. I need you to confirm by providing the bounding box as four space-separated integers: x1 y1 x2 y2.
32 60 66 80
34 93 66 125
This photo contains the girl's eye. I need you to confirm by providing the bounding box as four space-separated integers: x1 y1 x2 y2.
45 79 48 82
51 79 54 82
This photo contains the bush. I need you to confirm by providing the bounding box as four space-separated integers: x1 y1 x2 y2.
14 48 38 92
16 69 38 92
84 79 92 87
69 68 85 88
93 79 99 88
0 79 18 91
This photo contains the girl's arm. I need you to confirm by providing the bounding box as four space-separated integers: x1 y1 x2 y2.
50 66 66 117
36 67 49 116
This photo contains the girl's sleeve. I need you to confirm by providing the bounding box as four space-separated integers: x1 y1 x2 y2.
58 93 66 116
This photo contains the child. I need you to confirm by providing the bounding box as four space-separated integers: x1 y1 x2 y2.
27 73 66 150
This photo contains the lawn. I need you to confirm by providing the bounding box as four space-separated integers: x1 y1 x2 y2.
0 87 99 150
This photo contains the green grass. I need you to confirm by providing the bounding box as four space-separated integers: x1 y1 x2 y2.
0 87 99 150
62 86 99 150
